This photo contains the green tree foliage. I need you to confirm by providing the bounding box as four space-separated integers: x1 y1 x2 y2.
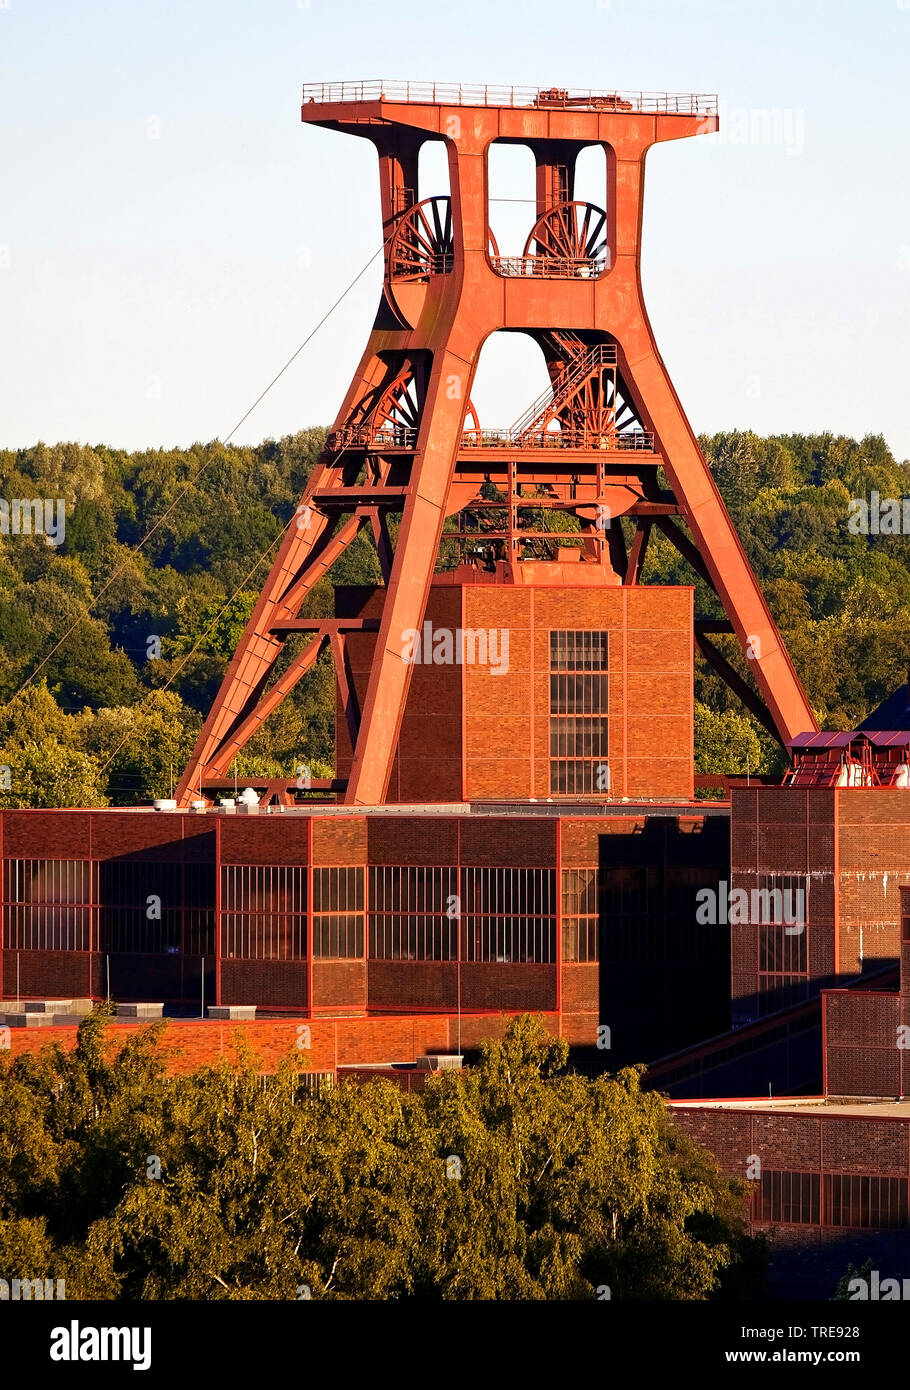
694 702 763 777
1 427 909 801
0 1013 763 1300
0 740 109 809
0 433 330 802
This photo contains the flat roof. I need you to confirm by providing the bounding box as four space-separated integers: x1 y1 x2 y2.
671 1097 910 1120
0 800 729 820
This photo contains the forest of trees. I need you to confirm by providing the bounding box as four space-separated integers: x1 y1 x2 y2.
1 427 908 805
0 1012 764 1299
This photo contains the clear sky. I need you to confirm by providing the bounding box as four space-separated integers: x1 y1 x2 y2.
1 0 909 458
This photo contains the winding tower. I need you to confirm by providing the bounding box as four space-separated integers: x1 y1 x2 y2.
176 80 816 808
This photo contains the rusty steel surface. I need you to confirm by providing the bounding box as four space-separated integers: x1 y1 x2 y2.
176 79 816 809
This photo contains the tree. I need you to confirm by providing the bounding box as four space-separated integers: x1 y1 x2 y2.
76 691 200 804
0 681 70 745
0 739 108 808
694 702 764 776
0 1012 764 1300
4 426 910 804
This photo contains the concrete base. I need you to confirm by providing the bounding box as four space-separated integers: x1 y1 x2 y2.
207 1005 257 1020
115 1003 165 1019
2 1012 58 1028
21 998 93 1015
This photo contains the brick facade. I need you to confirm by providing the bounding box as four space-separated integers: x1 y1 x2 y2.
0 805 726 1063
335 579 694 803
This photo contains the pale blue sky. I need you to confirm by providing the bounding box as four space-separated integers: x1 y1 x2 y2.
1 0 909 457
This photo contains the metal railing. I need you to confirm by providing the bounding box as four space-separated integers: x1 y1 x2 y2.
510 344 616 438
302 81 718 117
490 253 609 279
326 423 654 453
390 251 454 280
460 427 655 451
326 424 418 452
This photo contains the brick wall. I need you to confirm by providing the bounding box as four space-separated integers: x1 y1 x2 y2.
0 1009 567 1074
837 790 910 975
730 788 836 1024
334 579 694 804
731 787 910 1026
672 1102 910 1235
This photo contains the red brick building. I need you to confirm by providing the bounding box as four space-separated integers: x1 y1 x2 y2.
336 574 694 804
731 784 910 1024
0 803 728 1065
0 567 717 1063
669 857 910 1295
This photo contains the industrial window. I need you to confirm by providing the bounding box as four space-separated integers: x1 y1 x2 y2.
222 865 306 915
756 1170 820 1225
96 861 215 956
2 859 93 951
759 925 807 974
220 864 307 962
3 905 92 952
549 630 608 795
3 859 93 904
825 1174 909 1230
97 910 180 956
561 867 598 962
221 912 305 962
550 630 608 671
368 866 458 960
756 873 808 982
601 864 649 916
313 866 364 959
754 874 808 929
182 910 215 958
461 866 556 962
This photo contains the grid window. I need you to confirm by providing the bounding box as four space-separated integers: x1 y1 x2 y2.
182 909 215 957
756 1170 820 1225
549 631 608 795
3 904 91 952
369 866 458 960
826 1174 909 1230
550 630 608 671
561 868 598 962
221 913 306 962
313 866 364 959
312 914 364 959
757 873 808 980
4 859 93 905
759 925 807 974
220 864 307 962
754 874 808 928
97 861 214 956
97 910 179 956
461 866 556 962
222 865 306 915
3 860 93 951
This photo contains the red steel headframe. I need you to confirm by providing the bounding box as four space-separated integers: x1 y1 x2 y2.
175 81 816 808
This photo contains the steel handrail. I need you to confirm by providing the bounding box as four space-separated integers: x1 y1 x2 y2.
489 253 609 279
302 81 718 117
